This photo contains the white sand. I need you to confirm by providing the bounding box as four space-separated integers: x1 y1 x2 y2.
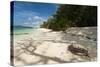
12 27 97 66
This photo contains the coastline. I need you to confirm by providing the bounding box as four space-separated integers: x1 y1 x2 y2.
12 27 97 66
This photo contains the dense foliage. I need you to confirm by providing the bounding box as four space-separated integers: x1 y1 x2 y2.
40 4 97 31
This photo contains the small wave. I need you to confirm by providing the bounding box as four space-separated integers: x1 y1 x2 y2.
13 33 29 35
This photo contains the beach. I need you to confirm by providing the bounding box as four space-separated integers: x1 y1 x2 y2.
12 27 97 66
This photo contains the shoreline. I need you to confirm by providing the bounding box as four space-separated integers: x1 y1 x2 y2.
12 27 97 66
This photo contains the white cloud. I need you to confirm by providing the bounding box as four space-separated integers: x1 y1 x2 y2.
33 16 45 21
23 15 48 27
16 11 39 17
32 16 47 25
32 21 42 25
28 17 32 21
24 22 29 25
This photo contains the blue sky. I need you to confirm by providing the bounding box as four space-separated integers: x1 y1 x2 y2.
12 1 59 27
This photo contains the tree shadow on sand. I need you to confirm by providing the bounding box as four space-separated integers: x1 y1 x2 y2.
11 38 71 66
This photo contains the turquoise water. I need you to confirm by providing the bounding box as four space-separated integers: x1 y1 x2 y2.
14 28 33 35
13 26 33 38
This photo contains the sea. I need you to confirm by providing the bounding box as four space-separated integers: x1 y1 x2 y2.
12 26 34 40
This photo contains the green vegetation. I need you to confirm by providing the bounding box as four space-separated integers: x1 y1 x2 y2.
40 4 97 31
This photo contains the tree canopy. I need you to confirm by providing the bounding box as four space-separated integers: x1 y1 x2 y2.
40 4 97 31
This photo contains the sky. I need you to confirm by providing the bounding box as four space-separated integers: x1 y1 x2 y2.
12 1 59 27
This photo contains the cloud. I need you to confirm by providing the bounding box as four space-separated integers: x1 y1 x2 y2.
24 22 30 25
28 17 32 21
15 11 39 18
23 15 48 27
33 16 44 21
32 15 47 24
23 22 34 27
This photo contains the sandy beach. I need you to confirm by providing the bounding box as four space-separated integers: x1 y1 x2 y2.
12 27 97 66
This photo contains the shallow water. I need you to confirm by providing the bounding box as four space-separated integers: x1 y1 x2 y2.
12 26 34 40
